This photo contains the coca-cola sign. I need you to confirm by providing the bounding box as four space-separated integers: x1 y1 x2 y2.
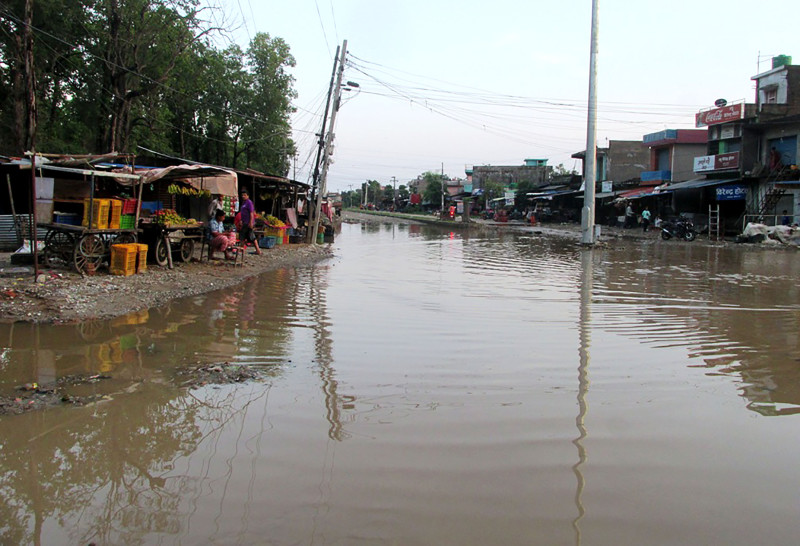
695 104 744 127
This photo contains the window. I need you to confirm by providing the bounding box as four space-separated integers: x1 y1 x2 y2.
762 85 779 104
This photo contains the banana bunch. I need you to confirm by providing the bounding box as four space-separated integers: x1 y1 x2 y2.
166 184 212 198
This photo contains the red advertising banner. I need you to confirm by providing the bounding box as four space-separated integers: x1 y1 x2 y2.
695 104 744 127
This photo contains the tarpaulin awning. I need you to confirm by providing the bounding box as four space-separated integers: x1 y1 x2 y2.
659 178 739 192
618 187 658 199
137 164 238 196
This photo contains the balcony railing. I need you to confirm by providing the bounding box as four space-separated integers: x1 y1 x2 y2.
641 170 671 182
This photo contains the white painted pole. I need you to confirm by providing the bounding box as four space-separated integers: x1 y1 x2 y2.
581 0 599 245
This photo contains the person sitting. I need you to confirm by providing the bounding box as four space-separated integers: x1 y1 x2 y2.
208 209 235 260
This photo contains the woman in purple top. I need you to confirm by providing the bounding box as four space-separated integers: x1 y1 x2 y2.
239 190 262 255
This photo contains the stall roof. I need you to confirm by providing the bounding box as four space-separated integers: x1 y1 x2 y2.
660 178 739 191
617 187 658 199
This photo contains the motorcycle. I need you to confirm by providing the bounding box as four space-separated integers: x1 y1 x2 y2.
661 217 697 241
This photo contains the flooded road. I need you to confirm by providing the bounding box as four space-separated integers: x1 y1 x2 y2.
2 219 800 545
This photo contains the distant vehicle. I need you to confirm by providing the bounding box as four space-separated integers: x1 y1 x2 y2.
661 216 697 241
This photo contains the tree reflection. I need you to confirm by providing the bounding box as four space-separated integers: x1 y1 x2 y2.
0 382 267 544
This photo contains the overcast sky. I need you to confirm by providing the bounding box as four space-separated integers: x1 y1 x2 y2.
217 0 798 192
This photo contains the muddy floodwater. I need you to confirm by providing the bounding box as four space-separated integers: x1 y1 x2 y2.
2 220 800 545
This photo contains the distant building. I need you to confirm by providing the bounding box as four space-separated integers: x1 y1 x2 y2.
469 159 552 192
571 140 649 189
641 129 707 185
685 54 800 227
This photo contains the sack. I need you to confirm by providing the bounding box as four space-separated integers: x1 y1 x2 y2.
247 230 256 242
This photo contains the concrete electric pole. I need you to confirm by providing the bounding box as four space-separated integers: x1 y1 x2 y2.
311 40 347 244
581 0 599 245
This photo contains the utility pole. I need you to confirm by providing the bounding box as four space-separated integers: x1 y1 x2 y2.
391 176 396 210
24 0 39 279
307 44 340 242
581 0 599 245
311 40 347 244
440 163 445 214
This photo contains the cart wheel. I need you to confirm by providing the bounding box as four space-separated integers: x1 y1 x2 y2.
113 232 137 245
74 234 106 275
43 230 75 269
77 320 107 341
179 239 195 262
155 236 169 266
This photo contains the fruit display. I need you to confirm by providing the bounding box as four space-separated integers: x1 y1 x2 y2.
152 209 187 226
265 215 286 228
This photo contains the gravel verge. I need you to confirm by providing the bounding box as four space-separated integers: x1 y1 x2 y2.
0 243 333 324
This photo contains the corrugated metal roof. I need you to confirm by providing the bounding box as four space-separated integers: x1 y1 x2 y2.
0 215 46 251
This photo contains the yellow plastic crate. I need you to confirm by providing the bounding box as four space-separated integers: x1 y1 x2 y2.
108 199 123 229
134 243 148 272
110 244 137 275
82 198 111 229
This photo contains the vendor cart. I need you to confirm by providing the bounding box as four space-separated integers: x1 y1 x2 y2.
139 221 204 267
39 223 139 274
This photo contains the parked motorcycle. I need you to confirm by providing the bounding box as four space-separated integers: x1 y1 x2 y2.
661 217 697 241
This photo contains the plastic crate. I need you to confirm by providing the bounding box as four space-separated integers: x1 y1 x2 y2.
108 199 123 229
53 212 80 225
110 244 137 276
82 198 110 229
121 198 138 214
119 214 136 229
259 236 277 249
134 243 148 272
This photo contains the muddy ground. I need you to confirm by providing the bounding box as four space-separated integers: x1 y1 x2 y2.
0 243 333 324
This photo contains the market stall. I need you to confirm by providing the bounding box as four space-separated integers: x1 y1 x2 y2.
36 165 144 274
132 164 238 268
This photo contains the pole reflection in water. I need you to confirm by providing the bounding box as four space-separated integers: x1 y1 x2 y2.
4 221 800 544
572 248 592 545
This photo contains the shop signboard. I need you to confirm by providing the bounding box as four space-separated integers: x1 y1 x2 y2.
716 184 746 201
694 152 740 172
695 103 744 127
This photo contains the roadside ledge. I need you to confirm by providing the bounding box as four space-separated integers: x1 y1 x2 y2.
0 244 333 325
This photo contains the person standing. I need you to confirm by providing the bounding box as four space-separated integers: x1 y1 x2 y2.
625 202 635 229
208 194 224 219
641 206 652 232
238 190 262 255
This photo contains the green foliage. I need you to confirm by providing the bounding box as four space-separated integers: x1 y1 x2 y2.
483 180 504 207
397 184 409 201
421 171 444 206
0 1 297 175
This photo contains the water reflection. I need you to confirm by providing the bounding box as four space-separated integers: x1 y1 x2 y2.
572 248 592 545
3 223 800 543
588 243 800 416
0 381 257 544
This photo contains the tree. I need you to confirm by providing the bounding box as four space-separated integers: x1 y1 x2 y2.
0 0 90 153
553 163 578 176
421 171 444 207
483 180 504 209
341 189 360 208
397 184 409 202
90 0 213 152
383 184 395 207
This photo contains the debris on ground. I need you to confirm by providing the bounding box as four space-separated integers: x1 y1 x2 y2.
737 223 800 245
175 362 263 388
0 374 113 415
